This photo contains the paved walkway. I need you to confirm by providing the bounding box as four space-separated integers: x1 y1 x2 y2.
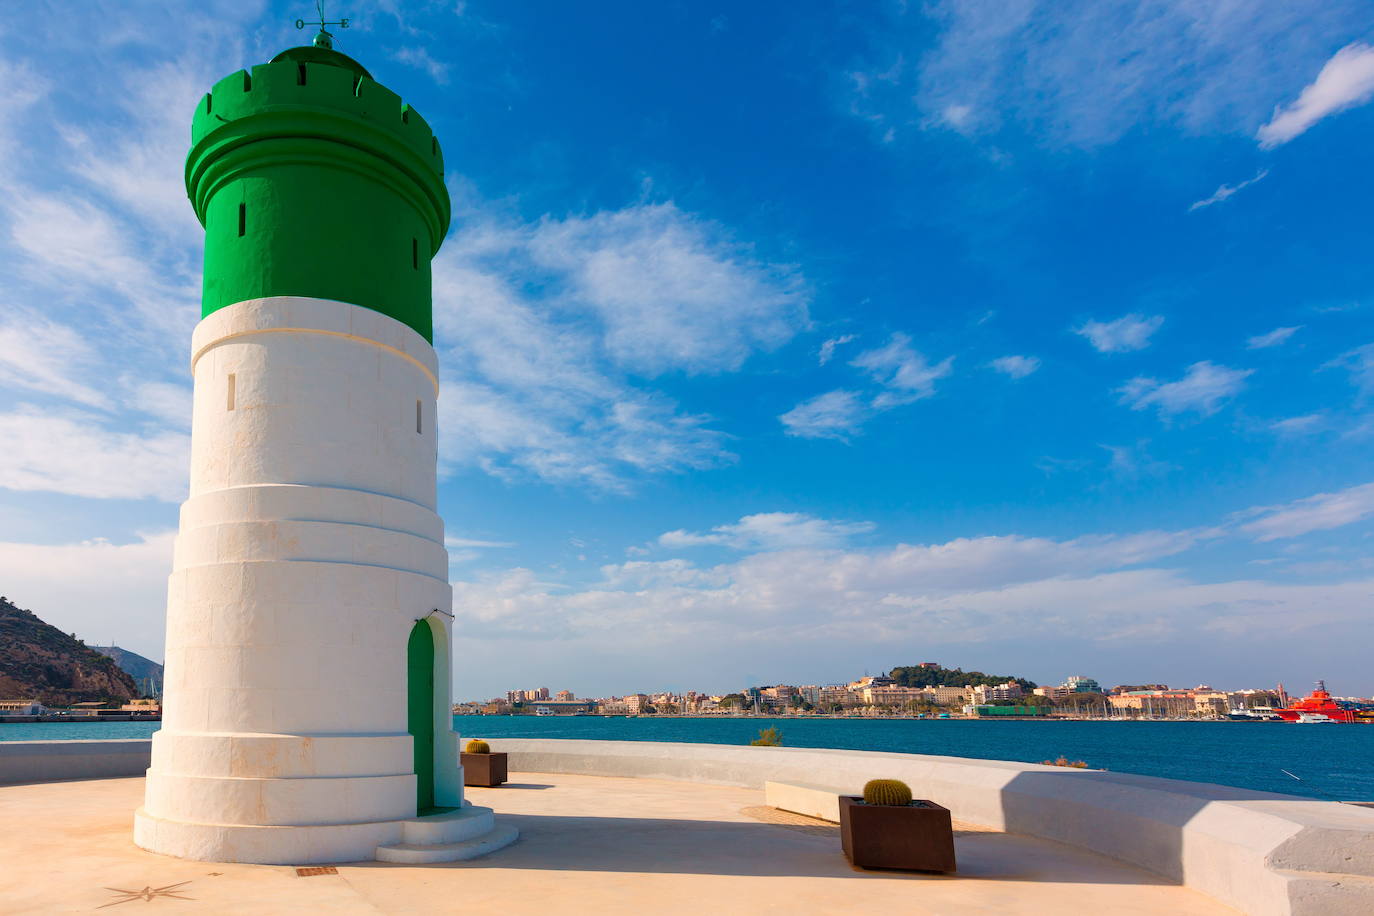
1 772 1235 914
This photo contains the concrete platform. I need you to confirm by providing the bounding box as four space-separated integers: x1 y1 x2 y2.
0 771 1235 915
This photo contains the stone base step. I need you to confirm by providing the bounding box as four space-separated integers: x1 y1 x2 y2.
400 804 495 845
375 823 519 864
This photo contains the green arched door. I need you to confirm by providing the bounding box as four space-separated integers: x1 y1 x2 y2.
407 621 435 812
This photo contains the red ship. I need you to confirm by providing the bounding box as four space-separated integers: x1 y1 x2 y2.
1274 681 1365 723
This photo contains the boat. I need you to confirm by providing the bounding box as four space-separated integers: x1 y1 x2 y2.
1274 681 1366 723
1226 707 1282 721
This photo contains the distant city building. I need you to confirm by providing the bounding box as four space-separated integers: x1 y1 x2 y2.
555 690 574 701
928 686 972 706
861 685 926 706
1062 676 1101 693
971 681 1024 703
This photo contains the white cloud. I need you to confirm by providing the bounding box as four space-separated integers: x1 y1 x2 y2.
392 46 451 85
987 354 1040 379
779 389 866 441
782 334 953 439
526 203 809 375
1239 481 1374 541
0 316 110 408
445 536 516 549
0 531 174 661
0 407 189 502
1269 414 1324 437
658 512 876 551
1188 169 1268 211
1247 326 1301 349
851 333 954 407
1101 442 1171 480
1074 314 1164 353
1118 361 1252 418
1258 42 1374 147
817 334 856 365
1325 343 1374 398
849 2 1369 148
430 200 807 488
447 481 1374 691
450 524 1241 647
128 381 193 430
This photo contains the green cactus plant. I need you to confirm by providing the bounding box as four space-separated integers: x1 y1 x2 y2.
862 778 913 806
464 739 491 754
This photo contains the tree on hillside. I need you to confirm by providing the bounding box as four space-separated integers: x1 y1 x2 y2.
889 664 1036 691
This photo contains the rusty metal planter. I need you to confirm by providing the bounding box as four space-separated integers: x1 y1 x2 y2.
461 752 508 787
839 795 956 872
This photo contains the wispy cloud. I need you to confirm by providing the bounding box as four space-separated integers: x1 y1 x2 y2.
0 316 111 408
445 536 517 549
1247 326 1301 349
817 334 856 365
525 203 810 376
1269 414 1324 437
1189 169 1268 211
848 2 1371 148
1239 481 1374 541
0 532 174 660
779 389 866 441
0 407 189 502
1101 442 1172 480
433 201 807 488
1074 314 1164 353
987 354 1040 379
392 46 451 85
1258 42 1374 147
1324 343 1374 399
851 332 954 408
1118 361 1252 418
783 333 953 438
659 512 875 551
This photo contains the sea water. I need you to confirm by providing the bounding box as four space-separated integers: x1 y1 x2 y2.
4 716 1371 802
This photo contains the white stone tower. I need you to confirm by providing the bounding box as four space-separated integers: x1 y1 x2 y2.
133 33 515 864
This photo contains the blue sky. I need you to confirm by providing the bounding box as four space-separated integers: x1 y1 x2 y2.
3 1 1374 698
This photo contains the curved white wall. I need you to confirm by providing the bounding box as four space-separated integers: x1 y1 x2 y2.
137 297 462 865
487 738 1374 916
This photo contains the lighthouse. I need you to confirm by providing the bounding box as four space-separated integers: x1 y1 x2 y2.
134 30 515 864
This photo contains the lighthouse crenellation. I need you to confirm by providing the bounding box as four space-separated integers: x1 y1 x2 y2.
186 46 449 342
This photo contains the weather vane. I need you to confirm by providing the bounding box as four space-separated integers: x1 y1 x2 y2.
295 0 350 50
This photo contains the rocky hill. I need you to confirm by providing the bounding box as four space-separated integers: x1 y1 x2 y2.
0 596 138 706
91 645 163 695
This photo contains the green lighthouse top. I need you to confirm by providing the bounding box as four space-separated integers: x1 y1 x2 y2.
186 26 449 342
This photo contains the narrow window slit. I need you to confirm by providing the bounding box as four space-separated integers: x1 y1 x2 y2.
412 238 418 270
238 203 246 237
416 400 423 434
205 94 212 114
227 374 237 411
243 71 252 91
297 63 307 85
402 109 410 124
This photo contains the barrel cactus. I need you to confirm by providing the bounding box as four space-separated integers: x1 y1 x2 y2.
862 778 913 806
464 739 491 754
